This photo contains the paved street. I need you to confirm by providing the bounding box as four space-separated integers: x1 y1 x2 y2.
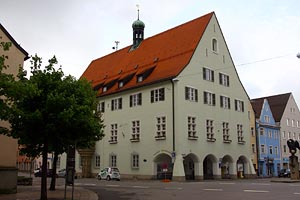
76 178 300 200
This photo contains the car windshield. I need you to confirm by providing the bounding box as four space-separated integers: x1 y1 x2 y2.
111 168 119 172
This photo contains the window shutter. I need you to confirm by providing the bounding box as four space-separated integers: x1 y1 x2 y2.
234 100 237 111
101 102 105 112
195 89 198 102
111 100 114 111
220 96 223 107
204 92 207 104
130 95 133 107
228 98 231 109
138 93 142 105
227 76 230 87
203 68 206 80
151 90 154 103
241 101 244 112
219 73 222 85
160 88 165 101
212 94 216 105
185 87 189 100
119 98 122 109
211 71 214 82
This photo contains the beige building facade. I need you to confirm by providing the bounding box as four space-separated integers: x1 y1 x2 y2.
0 23 28 193
78 12 256 180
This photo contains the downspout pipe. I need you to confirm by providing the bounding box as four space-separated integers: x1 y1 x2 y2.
171 78 179 152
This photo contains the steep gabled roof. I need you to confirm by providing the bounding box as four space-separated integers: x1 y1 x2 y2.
81 12 214 96
251 93 291 122
0 23 29 60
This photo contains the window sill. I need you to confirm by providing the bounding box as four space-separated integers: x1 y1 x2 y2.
130 138 140 142
109 140 118 144
238 141 246 145
155 136 166 140
223 140 232 143
207 138 216 142
188 136 198 140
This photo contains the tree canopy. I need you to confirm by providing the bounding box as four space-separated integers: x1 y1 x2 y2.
0 52 104 200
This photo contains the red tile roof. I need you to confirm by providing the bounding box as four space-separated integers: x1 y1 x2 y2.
81 12 214 96
251 93 291 122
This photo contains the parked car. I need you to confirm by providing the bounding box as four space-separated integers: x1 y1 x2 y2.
57 169 66 178
97 167 120 181
278 168 290 178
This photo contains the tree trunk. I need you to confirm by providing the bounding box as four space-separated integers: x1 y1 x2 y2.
49 151 59 190
40 140 48 200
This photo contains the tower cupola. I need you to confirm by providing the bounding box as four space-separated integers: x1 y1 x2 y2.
132 6 145 50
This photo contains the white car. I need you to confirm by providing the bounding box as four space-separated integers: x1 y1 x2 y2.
97 167 120 181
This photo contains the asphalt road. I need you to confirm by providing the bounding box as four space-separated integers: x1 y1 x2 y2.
76 178 300 200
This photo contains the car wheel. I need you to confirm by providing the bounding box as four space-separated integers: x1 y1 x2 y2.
97 175 101 180
106 176 111 181
117 179 120 181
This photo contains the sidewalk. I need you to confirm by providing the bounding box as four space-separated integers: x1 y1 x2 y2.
0 184 98 200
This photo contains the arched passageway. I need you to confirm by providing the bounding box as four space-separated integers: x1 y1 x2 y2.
153 153 173 180
203 154 217 180
221 155 234 179
183 153 199 180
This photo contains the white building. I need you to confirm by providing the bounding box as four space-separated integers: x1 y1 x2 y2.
80 12 256 180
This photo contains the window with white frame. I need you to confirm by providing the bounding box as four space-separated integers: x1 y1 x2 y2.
204 91 216 106
292 119 295 127
151 88 165 103
283 145 287 153
237 124 244 143
287 118 289 126
275 146 278 155
95 155 100 168
269 146 273 154
212 38 218 52
220 95 230 109
97 102 105 113
131 153 139 169
206 119 215 141
282 131 286 139
188 116 197 139
219 73 229 87
268 130 272 138
297 121 299 127
109 124 118 143
252 144 256 153
222 122 230 142
288 132 291 139
261 144 265 154
131 120 140 141
260 128 264 135
203 67 214 82
264 115 270 123
130 93 142 107
234 99 244 112
110 154 117 167
185 87 198 102
156 116 166 139
111 98 122 111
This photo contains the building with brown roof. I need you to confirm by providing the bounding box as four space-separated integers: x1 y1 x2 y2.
0 23 28 193
251 93 300 171
80 12 256 180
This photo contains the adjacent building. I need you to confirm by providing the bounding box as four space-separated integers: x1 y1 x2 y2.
252 93 300 170
0 23 28 193
251 98 281 177
80 12 256 180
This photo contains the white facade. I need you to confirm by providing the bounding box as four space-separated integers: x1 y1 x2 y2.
280 94 300 168
85 14 255 180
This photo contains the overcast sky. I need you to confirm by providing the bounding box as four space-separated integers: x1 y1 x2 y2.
1 0 300 105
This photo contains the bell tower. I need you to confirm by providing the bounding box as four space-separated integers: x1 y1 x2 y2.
131 5 145 50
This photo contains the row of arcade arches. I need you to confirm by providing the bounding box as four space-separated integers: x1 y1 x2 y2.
154 152 250 180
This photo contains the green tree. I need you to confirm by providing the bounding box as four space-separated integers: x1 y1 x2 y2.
1 55 104 200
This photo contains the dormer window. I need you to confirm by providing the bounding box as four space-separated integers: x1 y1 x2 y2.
212 38 218 52
119 81 124 88
137 75 143 83
103 86 107 92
